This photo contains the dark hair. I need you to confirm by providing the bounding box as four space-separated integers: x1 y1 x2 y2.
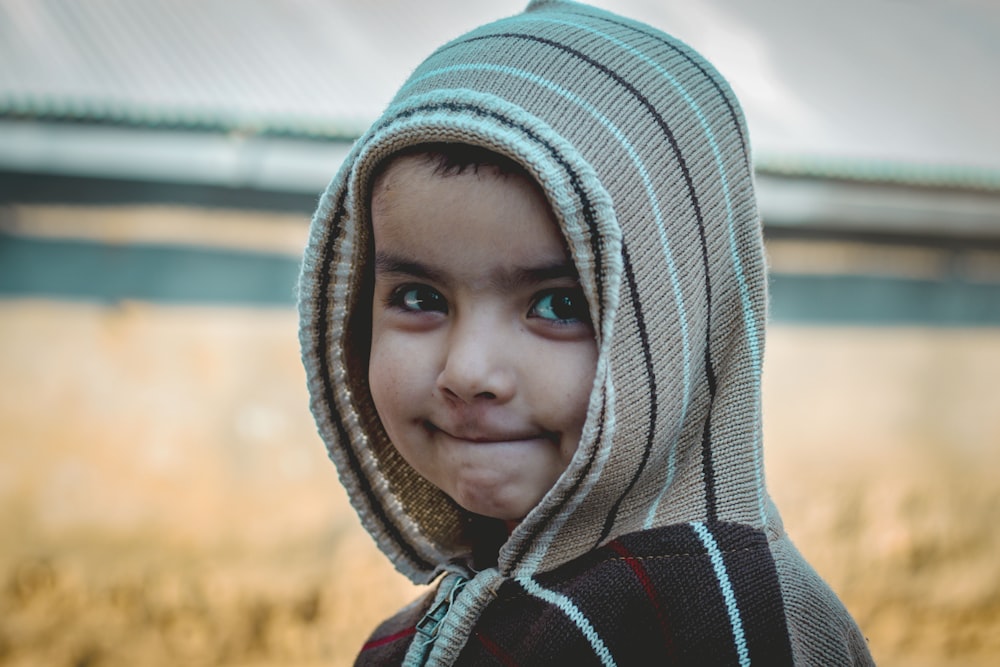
374 142 528 181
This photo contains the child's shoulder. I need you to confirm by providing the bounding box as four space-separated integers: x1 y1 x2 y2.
353 586 435 666
466 522 793 665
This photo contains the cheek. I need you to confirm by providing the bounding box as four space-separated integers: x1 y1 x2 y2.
367 358 395 421
368 331 434 427
527 341 597 425
368 335 404 424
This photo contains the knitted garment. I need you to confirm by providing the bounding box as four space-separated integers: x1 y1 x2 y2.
298 1 873 664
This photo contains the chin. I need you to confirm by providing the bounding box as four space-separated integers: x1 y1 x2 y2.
452 487 538 523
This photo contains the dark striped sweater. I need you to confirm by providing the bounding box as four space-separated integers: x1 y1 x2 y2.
359 522 800 665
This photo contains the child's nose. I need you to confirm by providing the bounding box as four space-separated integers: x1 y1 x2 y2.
436 318 516 404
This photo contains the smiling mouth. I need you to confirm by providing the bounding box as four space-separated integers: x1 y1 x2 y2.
424 421 553 444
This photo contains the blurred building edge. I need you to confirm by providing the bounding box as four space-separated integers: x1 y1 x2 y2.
0 0 998 323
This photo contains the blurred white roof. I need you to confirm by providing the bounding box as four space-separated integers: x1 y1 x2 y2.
1 0 999 189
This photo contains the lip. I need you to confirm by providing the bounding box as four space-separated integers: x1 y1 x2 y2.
424 421 551 444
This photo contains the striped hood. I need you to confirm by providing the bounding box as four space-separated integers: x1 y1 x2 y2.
299 0 772 584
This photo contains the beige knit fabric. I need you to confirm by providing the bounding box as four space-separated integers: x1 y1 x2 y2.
298 1 873 663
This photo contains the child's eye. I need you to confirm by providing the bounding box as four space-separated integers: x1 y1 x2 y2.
529 289 590 324
388 285 448 314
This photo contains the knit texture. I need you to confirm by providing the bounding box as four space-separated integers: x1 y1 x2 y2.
359 523 795 666
298 1 873 664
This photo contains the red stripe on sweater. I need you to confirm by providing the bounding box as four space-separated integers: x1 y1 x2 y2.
608 539 676 658
476 630 521 667
361 626 416 651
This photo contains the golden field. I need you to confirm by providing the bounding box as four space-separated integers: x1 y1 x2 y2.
1 297 998 666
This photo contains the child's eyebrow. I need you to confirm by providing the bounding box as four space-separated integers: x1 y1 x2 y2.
374 252 443 282
374 251 579 290
506 262 580 289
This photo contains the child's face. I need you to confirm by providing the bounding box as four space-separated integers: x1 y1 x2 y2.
368 156 597 524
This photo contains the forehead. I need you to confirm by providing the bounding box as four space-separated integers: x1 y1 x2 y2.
369 154 572 280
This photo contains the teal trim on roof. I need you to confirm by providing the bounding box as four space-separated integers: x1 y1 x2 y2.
0 233 301 307
768 273 1000 327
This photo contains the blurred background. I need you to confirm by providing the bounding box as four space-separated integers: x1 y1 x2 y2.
1 1 998 665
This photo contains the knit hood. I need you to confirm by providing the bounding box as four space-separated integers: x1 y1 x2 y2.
299 0 772 585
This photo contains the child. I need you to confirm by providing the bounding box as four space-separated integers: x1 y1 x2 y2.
298 1 874 664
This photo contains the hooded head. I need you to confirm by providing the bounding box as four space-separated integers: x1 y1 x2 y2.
299 0 770 585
